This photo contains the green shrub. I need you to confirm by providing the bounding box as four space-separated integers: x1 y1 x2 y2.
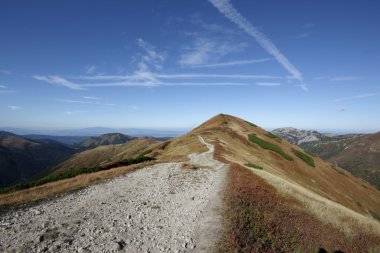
265 132 282 143
244 163 264 170
248 134 294 161
291 148 315 167
138 149 152 158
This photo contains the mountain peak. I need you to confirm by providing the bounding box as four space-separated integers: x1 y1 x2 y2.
193 114 259 133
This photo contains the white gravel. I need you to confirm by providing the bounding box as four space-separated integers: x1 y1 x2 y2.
0 136 228 253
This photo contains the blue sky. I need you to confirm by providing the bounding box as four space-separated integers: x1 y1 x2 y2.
0 0 379 132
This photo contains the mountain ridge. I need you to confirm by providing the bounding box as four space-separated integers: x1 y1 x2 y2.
273 127 380 188
0 132 75 187
74 133 135 150
1 114 379 252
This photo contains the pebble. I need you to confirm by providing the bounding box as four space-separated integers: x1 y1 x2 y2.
78 247 91 253
0 137 226 253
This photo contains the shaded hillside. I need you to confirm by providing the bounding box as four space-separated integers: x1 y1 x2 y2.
273 127 363 159
328 132 380 189
74 133 135 150
273 127 379 188
23 135 88 146
0 131 75 187
53 138 158 174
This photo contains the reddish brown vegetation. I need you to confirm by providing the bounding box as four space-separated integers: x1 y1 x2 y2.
214 143 379 253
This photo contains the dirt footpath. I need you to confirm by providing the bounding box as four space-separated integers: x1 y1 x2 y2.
0 136 228 253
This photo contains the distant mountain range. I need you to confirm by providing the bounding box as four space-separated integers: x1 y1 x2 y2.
0 131 75 187
74 133 135 150
1 127 187 137
273 127 379 188
23 135 88 146
0 132 157 187
53 138 158 174
1 115 379 252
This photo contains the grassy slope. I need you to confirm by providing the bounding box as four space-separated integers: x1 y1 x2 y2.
52 138 158 174
0 138 159 207
215 161 379 252
74 133 134 150
0 134 75 187
157 114 380 251
327 132 380 189
194 115 380 216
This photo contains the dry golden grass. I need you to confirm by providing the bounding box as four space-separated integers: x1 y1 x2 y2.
250 168 380 237
183 114 380 218
53 138 158 174
0 161 156 209
215 159 380 253
154 133 207 162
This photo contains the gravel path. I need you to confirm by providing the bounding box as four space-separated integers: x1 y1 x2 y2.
0 136 228 253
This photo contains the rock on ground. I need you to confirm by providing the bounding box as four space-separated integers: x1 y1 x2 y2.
0 136 228 253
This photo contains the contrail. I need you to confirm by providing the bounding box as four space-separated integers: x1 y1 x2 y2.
208 0 306 90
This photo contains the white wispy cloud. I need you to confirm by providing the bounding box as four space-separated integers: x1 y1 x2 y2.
161 82 248 86
179 37 247 67
85 65 97 74
136 38 166 70
56 99 93 104
8 105 22 111
190 58 271 68
77 73 281 81
0 70 11 75
0 85 13 94
314 76 329 80
155 73 281 79
33 75 84 90
256 82 281 87
56 98 115 106
65 110 88 115
81 81 248 87
334 93 378 102
314 76 361 82
83 96 100 100
330 76 361 82
208 0 305 89
34 72 282 90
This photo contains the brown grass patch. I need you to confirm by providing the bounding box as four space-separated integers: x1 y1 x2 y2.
181 163 198 170
250 168 380 237
214 144 380 253
0 161 155 210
